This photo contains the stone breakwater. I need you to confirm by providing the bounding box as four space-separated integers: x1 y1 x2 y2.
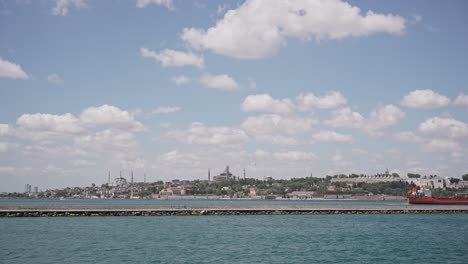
1 205 468 217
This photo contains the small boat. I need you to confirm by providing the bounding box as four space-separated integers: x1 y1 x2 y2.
407 186 468 204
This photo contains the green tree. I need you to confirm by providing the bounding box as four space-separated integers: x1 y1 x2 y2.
463 174 468 181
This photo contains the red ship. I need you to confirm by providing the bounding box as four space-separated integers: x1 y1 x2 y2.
407 186 468 204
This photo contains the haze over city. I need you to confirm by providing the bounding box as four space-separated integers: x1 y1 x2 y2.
1 0 467 192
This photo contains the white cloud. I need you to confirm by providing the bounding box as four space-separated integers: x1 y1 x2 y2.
255 135 299 147
325 107 364 128
454 94 468 107
332 152 354 168
165 122 249 146
364 104 405 135
325 105 405 136
217 4 230 15
242 114 317 146
424 138 460 153
393 131 422 143
241 94 294 114
297 91 347 110
0 124 10 137
311 130 354 143
52 0 86 16
181 0 405 59
0 58 29 79
418 117 468 139
199 74 238 91
400 89 450 109
141 48 204 69
47 73 64 85
242 114 316 137
151 106 181 114
0 142 11 153
412 14 423 24
75 129 138 155
172 75 192 85
0 166 15 174
273 151 317 161
79 104 145 131
136 0 174 10
16 113 83 134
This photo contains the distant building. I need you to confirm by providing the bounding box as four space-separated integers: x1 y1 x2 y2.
407 175 445 189
213 166 236 182
24 184 31 194
289 191 316 199
331 175 401 184
33 186 38 193
159 186 186 196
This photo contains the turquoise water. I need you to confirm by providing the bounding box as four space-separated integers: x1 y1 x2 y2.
0 198 406 207
1 214 467 263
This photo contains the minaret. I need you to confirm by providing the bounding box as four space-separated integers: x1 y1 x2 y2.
119 171 122 187
144 173 146 183
208 168 211 183
244 168 246 180
131 170 134 198
108 171 111 186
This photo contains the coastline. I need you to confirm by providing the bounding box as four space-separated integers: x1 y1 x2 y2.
2 204 468 217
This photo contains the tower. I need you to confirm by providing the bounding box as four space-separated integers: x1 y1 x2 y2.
108 171 111 186
208 168 211 183
131 170 134 198
244 168 246 180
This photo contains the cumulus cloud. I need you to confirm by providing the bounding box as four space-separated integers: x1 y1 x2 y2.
0 142 13 153
0 124 10 137
393 131 422 143
418 117 468 139
325 105 405 136
16 113 83 134
0 58 29 80
325 107 364 128
242 114 316 136
151 106 181 114
80 104 145 131
454 94 468 107
172 75 192 85
297 91 347 110
52 0 86 16
424 138 460 152
199 74 238 90
400 89 450 109
241 94 294 114
136 0 174 10
273 151 317 161
364 104 405 135
165 122 249 146
75 129 138 153
47 73 64 85
311 130 354 143
242 114 317 146
181 0 405 59
141 48 204 69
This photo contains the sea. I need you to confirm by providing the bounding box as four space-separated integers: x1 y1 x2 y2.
1 199 467 264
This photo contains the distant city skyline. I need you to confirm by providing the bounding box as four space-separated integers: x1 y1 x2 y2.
1 0 467 192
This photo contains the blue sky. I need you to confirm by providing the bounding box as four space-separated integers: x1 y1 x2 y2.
0 0 467 192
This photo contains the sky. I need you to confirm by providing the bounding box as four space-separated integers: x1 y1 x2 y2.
0 0 467 192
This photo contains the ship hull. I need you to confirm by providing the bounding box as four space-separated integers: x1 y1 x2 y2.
408 197 468 204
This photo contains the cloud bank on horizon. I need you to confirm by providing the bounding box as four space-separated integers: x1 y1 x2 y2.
0 0 467 191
